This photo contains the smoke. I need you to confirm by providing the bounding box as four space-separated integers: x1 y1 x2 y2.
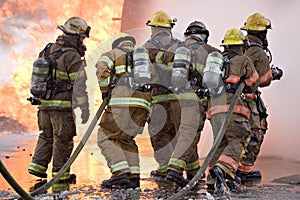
177 0 300 162
0 0 123 130
0 1 55 85
1 0 299 162
133 0 300 161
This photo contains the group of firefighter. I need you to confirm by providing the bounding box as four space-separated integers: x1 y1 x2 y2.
27 10 283 195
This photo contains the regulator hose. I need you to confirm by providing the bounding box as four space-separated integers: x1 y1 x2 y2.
167 82 245 200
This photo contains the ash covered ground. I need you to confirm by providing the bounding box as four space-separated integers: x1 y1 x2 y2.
1 119 300 200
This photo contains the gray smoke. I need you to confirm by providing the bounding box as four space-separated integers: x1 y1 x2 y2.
147 0 300 162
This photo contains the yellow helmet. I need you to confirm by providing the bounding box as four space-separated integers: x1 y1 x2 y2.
146 10 176 28
241 13 271 31
221 28 246 46
58 17 91 37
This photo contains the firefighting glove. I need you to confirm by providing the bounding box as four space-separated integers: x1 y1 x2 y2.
80 106 90 124
271 65 283 80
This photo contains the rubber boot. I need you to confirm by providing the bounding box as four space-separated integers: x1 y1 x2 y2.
150 170 167 181
101 173 130 188
128 177 140 188
67 173 77 184
28 169 47 178
226 175 242 193
29 179 47 193
209 166 227 195
166 170 188 187
237 169 262 183
52 182 69 193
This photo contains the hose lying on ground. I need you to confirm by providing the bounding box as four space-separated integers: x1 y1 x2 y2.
30 90 112 196
0 160 35 200
167 82 245 200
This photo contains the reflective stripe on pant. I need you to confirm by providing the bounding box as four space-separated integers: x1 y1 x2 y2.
239 97 264 170
148 101 177 172
28 162 47 174
239 130 264 172
31 109 75 172
210 113 250 178
98 106 148 175
168 99 204 173
52 171 70 181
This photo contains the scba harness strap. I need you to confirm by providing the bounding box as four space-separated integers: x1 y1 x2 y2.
43 43 77 99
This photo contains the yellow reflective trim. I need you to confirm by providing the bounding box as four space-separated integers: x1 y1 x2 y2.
129 166 140 174
185 160 200 171
111 161 130 173
98 56 114 69
109 97 151 110
155 51 173 71
33 66 48 75
52 183 69 192
195 63 205 74
53 70 79 81
115 65 132 74
28 162 47 173
155 51 164 64
68 71 79 81
76 96 88 106
157 165 168 173
39 100 72 108
99 78 109 87
152 92 200 103
169 158 186 169
52 171 70 180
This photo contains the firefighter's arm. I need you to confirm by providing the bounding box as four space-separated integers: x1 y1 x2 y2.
74 65 90 124
243 58 260 93
258 50 273 86
67 53 90 124
95 52 114 98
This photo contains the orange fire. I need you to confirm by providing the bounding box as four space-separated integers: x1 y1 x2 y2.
0 0 124 132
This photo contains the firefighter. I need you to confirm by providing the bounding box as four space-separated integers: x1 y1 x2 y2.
206 29 259 194
237 13 283 182
142 10 182 180
96 36 152 189
165 21 221 186
28 17 90 192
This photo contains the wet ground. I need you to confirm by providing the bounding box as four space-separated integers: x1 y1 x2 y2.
1 133 300 199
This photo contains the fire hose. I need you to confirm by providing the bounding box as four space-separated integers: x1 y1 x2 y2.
0 160 35 200
1 81 244 199
2 72 114 199
30 74 114 196
167 82 245 200
30 92 111 196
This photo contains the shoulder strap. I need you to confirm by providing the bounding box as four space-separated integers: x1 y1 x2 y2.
222 52 238 79
48 46 77 80
247 41 263 49
54 47 77 59
115 46 133 73
188 42 205 72
44 43 53 58
149 37 178 50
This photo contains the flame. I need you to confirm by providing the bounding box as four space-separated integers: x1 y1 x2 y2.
0 0 124 132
